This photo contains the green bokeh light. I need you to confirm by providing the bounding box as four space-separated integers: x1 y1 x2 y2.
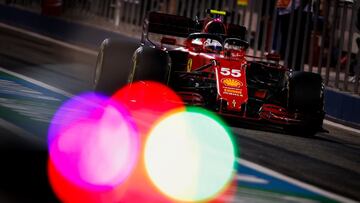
144 107 236 202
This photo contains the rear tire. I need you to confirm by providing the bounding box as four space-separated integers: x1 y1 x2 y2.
129 46 170 83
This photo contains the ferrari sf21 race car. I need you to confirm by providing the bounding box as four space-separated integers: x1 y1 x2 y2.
94 10 325 136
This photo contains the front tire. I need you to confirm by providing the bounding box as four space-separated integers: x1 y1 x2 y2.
287 71 325 136
94 38 137 95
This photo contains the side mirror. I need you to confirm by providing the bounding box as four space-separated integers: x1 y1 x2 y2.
224 38 249 50
188 38 204 52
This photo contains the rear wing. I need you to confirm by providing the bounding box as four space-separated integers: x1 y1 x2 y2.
141 12 199 43
142 11 247 44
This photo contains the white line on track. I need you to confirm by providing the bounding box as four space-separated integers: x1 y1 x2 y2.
237 158 357 203
324 119 360 135
0 22 97 56
236 174 269 184
0 66 74 98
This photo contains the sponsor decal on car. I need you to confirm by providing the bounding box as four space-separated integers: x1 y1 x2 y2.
221 78 243 88
223 88 243 97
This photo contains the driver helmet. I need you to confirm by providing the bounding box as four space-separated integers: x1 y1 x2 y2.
204 39 222 52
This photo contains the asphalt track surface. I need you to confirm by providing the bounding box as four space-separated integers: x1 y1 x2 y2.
0 24 359 202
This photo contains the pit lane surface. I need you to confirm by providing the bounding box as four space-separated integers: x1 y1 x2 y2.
0 24 359 202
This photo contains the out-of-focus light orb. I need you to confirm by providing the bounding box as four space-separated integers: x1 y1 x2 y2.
48 93 139 191
111 81 185 136
48 92 108 147
144 108 236 202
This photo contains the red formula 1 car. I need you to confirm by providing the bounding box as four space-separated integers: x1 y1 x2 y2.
94 10 325 135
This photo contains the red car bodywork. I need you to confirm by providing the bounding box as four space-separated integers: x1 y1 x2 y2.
135 11 324 130
176 45 248 112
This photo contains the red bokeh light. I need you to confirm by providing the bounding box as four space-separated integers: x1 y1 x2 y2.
111 81 185 136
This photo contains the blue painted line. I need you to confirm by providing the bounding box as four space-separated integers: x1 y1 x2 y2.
0 71 68 139
237 164 314 196
235 163 337 202
0 74 68 101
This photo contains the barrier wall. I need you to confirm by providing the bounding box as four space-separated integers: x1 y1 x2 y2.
0 5 138 49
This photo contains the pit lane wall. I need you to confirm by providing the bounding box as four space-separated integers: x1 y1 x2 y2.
0 5 359 128
325 88 360 128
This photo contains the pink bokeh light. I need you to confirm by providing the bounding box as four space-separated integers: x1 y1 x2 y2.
48 92 108 146
48 93 139 192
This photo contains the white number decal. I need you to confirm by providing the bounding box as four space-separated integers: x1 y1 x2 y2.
220 67 241 77
231 69 241 77
220 67 231 76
